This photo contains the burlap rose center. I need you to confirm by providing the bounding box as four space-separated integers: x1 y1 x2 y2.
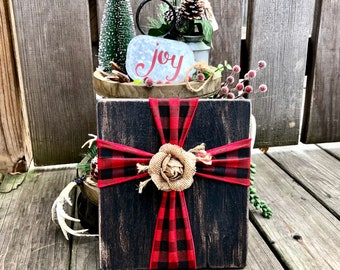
147 144 197 192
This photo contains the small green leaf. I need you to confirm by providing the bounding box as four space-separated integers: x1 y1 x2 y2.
226 64 232 70
195 20 213 46
148 24 172 37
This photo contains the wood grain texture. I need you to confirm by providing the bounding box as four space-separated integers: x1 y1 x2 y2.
209 0 242 74
89 0 99 69
0 168 74 270
266 143 340 219
0 168 283 270
301 0 340 143
10 0 97 165
247 222 284 270
2 143 340 269
96 0 105 26
70 222 286 270
246 0 314 147
0 0 31 173
71 230 99 270
317 142 340 159
251 150 340 270
71 190 100 270
97 99 250 269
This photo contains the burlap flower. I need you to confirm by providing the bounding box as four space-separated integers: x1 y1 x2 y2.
137 143 212 193
137 143 197 192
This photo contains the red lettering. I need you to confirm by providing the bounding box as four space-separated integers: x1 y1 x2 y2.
135 48 158 78
134 42 184 81
166 55 184 81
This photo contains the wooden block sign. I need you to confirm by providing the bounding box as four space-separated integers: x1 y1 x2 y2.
126 35 195 83
97 98 251 269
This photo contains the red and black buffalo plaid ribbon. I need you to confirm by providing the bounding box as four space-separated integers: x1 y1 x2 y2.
97 98 251 269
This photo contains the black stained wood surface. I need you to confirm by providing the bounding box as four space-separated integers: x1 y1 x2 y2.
10 0 97 165
97 99 251 269
246 0 315 147
301 1 340 143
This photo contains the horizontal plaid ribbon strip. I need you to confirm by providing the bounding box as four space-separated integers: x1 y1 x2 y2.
97 98 251 269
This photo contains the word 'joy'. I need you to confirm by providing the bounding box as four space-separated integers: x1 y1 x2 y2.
134 42 184 82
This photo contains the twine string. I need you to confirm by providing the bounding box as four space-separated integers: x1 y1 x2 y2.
185 62 215 93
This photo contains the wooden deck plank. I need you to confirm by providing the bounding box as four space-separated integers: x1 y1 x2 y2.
317 142 340 159
251 150 340 270
71 221 284 270
2 143 340 269
265 143 340 219
70 235 99 270
246 222 284 270
0 168 74 270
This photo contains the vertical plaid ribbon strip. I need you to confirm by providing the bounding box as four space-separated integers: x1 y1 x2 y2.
97 98 251 269
148 98 198 269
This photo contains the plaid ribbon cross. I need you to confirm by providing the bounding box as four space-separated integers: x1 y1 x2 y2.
97 98 251 269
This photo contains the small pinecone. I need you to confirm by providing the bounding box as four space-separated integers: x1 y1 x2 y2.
90 156 98 180
181 0 204 20
164 6 183 26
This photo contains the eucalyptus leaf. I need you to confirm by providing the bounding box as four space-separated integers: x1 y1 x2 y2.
199 20 213 46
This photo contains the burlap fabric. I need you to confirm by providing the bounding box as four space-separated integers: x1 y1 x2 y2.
137 143 211 192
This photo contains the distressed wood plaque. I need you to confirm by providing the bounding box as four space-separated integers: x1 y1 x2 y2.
97 99 250 269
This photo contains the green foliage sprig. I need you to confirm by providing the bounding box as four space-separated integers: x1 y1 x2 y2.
77 144 97 176
249 163 273 218
146 2 213 46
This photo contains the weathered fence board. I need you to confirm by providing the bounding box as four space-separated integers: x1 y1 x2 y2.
10 0 97 165
209 0 243 72
2 0 340 166
246 0 314 147
0 0 31 173
301 1 340 143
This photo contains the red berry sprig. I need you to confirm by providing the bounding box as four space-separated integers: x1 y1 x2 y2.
216 60 268 99
144 77 154 88
196 72 206 82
